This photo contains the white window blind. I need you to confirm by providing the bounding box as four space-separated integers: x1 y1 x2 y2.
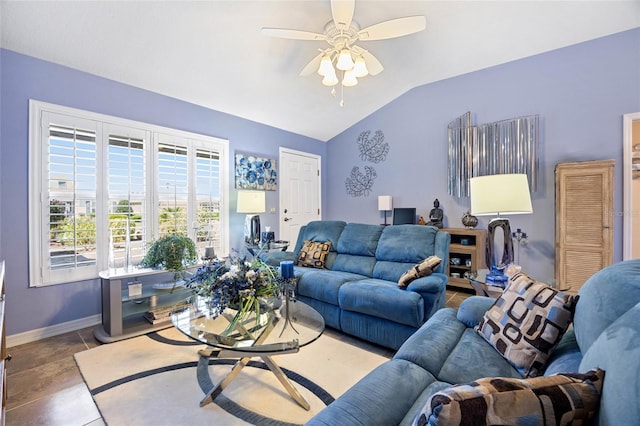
29 100 229 287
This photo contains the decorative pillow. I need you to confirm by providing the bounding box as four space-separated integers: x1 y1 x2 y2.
476 272 579 377
297 240 331 269
398 256 442 287
413 369 604 426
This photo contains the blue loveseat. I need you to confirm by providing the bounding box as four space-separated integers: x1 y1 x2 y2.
261 220 450 350
309 259 640 425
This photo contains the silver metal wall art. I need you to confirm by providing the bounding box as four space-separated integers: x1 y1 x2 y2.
447 112 539 198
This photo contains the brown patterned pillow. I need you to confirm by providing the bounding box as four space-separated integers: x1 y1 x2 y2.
398 256 442 287
413 369 604 426
476 272 579 377
297 240 331 269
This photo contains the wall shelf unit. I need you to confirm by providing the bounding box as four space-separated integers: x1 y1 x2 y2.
443 228 486 291
95 267 195 343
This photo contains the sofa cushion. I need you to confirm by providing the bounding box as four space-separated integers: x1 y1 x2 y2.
339 279 425 327
574 259 640 355
293 220 346 254
297 240 331 268
332 254 377 277
375 225 438 263
336 223 383 256
476 272 578 377
579 302 640 425
296 268 368 305
413 369 604 426
437 329 522 385
398 256 442 287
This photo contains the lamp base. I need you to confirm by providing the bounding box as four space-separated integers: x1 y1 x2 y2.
486 217 514 270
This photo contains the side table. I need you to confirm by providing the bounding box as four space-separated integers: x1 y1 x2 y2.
246 240 289 256
468 269 505 299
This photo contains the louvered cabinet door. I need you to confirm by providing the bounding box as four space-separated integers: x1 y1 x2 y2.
555 160 614 294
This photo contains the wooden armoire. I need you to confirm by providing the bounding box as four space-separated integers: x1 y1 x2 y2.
555 160 614 294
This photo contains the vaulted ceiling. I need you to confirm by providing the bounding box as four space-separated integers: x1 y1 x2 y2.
2 1 639 141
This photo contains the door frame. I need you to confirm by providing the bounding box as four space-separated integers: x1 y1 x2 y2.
623 112 640 260
278 147 322 245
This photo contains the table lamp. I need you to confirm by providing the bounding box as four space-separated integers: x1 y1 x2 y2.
237 191 266 245
378 195 393 226
470 174 532 274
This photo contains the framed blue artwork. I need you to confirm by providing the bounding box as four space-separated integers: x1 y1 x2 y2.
235 152 278 190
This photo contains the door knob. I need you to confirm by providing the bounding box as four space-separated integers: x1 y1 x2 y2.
284 217 292 222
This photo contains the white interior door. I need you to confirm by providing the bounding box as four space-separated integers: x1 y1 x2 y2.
279 148 321 250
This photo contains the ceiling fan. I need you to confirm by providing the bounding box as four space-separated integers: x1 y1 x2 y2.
262 0 426 94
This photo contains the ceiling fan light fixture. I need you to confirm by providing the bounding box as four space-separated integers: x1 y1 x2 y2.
336 48 354 71
317 54 334 76
342 69 358 86
353 56 368 78
322 68 339 86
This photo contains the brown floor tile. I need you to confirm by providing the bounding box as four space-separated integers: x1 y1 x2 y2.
6 332 88 374
6 383 100 426
6 354 84 410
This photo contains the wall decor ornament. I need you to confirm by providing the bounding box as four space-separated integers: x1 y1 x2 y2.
345 165 377 197
358 130 389 163
447 112 539 198
235 152 277 191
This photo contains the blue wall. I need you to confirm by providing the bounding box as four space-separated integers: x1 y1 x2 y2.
326 28 640 284
0 49 326 335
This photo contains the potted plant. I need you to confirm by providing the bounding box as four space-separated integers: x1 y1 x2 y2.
139 234 198 279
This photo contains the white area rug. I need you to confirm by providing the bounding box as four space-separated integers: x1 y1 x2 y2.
75 327 388 425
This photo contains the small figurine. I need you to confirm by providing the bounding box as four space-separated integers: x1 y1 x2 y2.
425 198 444 229
461 211 478 228
418 216 426 225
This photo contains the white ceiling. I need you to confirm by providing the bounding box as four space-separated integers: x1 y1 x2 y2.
2 1 639 141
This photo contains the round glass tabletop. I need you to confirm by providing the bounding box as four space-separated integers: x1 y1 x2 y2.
170 296 325 354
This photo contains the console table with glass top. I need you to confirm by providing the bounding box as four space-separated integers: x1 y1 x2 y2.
170 296 324 410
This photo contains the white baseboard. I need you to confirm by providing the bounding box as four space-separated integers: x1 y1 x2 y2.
6 314 102 348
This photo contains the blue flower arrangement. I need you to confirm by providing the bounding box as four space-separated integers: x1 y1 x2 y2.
185 255 282 323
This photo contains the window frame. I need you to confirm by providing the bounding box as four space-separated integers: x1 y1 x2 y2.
29 100 229 287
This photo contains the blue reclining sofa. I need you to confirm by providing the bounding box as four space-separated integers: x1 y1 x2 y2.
261 220 450 350
308 259 640 425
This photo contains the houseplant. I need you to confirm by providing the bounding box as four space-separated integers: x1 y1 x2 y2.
139 234 198 279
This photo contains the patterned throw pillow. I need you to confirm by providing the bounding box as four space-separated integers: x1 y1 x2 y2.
398 256 442 287
476 272 579 377
413 369 604 426
297 240 331 269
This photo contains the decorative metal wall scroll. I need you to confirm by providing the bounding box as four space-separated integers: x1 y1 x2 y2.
346 129 387 197
358 130 389 163
447 112 539 198
345 165 377 197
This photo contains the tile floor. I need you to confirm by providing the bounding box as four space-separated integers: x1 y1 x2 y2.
4 288 471 425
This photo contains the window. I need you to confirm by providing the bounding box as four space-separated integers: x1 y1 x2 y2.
29 100 229 287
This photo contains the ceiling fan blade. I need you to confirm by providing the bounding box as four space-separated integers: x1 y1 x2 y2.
331 0 355 30
299 52 324 76
358 16 426 41
262 27 326 41
361 50 384 76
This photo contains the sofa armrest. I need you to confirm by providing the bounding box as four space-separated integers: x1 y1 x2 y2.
259 251 298 267
456 296 495 328
406 273 448 319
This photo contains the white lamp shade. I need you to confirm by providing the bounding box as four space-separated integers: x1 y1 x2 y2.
378 195 393 211
237 191 266 213
342 69 358 87
317 55 334 77
336 49 354 71
470 174 533 216
322 67 339 86
353 56 369 78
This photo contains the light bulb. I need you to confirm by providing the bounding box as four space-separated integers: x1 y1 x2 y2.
317 55 334 77
342 69 358 86
336 49 354 71
353 56 368 78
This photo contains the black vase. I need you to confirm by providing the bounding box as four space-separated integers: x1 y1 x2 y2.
461 211 478 229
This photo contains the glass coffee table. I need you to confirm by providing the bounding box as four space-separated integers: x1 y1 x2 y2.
170 296 324 410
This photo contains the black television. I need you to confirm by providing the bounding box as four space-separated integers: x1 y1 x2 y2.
392 207 416 225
